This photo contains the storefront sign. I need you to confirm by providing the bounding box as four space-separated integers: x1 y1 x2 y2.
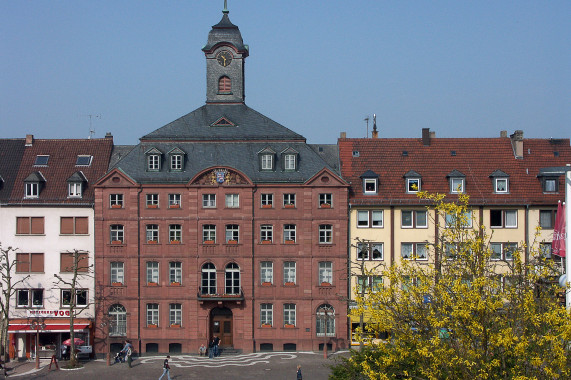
27 310 71 318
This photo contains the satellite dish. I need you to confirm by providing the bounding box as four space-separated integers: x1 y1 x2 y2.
559 274 567 287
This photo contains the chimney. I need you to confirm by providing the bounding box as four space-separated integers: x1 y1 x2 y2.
500 130 507 138
422 128 431 146
429 131 436 139
510 130 524 159
105 132 113 139
25 134 34 146
371 114 378 138
340 132 346 139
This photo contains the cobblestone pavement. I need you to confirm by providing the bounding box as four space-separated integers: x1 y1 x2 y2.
7 351 348 379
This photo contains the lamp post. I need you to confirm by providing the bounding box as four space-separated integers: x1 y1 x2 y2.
30 319 46 369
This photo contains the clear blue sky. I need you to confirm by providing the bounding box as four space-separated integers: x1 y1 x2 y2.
1 1 569 145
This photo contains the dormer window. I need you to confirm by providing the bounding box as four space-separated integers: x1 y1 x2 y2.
168 148 185 172
67 172 87 198
490 170 509 193
360 170 379 195
447 170 466 194
258 147 276 171
34 155 49 166
404 170 422 193
537 167 564 193
145 147 163 172
24 172 45 199
280 148 299 171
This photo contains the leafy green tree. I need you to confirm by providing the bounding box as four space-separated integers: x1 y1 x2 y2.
333 192 571 380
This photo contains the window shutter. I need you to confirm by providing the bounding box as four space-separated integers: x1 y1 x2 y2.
60 252 74 272
16 252 29 272
75 217 89 234
77 253 89 272
30 253 44 272
61 217 74 234
31 217 44 234
17 217 30 234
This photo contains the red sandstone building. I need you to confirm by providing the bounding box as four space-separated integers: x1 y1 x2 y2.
94 6 348 355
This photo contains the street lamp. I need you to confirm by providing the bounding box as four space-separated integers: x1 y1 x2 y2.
29 319 46 369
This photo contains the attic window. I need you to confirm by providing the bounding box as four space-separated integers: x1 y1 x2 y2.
451 151 456 156
281 148 299 171
352 151 360 158
76 155 92 166
554 152 559 157
34 155 49 166
211 117 235 127
402 151 408 157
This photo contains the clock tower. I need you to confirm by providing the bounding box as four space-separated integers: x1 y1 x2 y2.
202 3 249 104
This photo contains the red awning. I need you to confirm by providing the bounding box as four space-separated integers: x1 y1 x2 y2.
9 324 89 333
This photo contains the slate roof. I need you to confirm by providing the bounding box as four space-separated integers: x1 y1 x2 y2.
202 10 249 54
111 141 337 185
9 137 113 205
0 139 26 202
141 104 304 142
339 136 571 206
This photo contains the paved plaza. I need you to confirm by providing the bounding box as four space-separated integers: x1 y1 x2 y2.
4 351 348 379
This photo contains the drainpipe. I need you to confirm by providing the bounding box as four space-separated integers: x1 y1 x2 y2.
251 186 257 353
137 187 142 355
525 204 529 272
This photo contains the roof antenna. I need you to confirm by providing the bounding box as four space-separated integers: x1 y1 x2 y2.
82 114 101 139
364 116 369 138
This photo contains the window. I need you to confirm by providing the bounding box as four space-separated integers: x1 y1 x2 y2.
169 262 182 284
283 193 296 207
401 210 427 228
16 289 43 308
494 178 508 193
450 178 464 193
225 194 239 208
147 304 159 326
490 209 517 228
357 210 384 228
540 243 552 258
401 243 428 261
170 155 183 171
284 304 296 326
109 304 127 336
169 224 182 243
316 304 335 337
261 154 274 170
319 224 333 244
16 252 44 273
60 216 88 235
146 194 159 208
542 178 558 193
319 193 332 207
68 182 82 198
61 289 88 307
110 262 124 285
357 276 383 293
363 179 377 194
284 154 296 171
357 243 383 261
284 261 296 284
25 182 39 198
201 263 216 295
260 224 273 243
75 155 92 166
261 303 273 326
203 224 216 243
170 304 182 326
16 216 44 235
491 242 517 261
261 261 273 284
147 154 160 171
261 193 273 207
60 252 89 272
225 224 239 243
146 262 159 284
284 224 296 243
407 178 421 193
146 224 159 243
203 194 216 208
168 194 181 208
539 210 556 229
34 155 49 166
225 263 240 294
445 210 473 228
319 262 332 285
219 76 231 92
110 194 123 208
110 224 124 243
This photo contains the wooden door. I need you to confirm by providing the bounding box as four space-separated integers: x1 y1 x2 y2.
211 314 233 347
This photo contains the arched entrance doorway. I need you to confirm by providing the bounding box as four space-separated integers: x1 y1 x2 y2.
210 307 233 348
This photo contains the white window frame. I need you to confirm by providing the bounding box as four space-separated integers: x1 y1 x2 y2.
283 261 296 284
491 242 517 261
318 262 333 284
203 224 216 243
261 261 273 284
110 224 124 243
61 289 88 308
225 194 239 208
407 178 421 193
363 178 377 194
319 193 332 207
284 303 296 326
401 243 428 261
201 263 217 295
319 224 333 244
260 224 273 242
225 224 239 243
495 178 509 193
147 155 160 171
445 210 473 228
283 193 296 207
261 193 273 207
450 178 464 193
110 194 123 208
261 154 273 170
203 194 216 208
225 263 240 295
261 303 273 326
490 209 517 228
146 193 159 207
169 262 182 284
25 182 39 198
284 224 296 243
401 210 428 228
284 154 296 170
146 224 159 242
169 224 182 242
168 193 181 208
68 182 82 198
146 303 159 326
110 262 124 284
170 155 182 171
169 303 182 326
146 261 159 284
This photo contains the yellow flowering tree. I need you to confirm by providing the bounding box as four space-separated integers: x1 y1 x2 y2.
332 192 571 380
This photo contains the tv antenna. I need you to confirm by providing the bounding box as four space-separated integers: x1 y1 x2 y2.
364 116 370 137
82 114 101 139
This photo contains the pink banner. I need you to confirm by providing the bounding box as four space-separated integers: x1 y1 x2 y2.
553 201 566 257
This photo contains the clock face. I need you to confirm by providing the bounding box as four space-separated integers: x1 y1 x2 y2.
216 51 233 67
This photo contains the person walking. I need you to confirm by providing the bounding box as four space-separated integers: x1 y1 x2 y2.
296 364 303 380
213 335 221 357
126 344 133 368
158 355 171 380
208 337 215 359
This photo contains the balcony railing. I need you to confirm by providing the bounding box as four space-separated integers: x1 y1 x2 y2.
197 288 244 301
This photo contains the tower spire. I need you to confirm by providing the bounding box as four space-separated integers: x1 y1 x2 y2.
223 0 228 14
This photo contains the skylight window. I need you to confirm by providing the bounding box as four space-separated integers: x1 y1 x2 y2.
76 155 92 166
34 155 49 166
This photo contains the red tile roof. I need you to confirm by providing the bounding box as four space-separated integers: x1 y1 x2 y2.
339 136 571 206
9 138 113 204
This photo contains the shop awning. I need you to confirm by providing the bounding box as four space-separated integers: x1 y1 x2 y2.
8 324 89 333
